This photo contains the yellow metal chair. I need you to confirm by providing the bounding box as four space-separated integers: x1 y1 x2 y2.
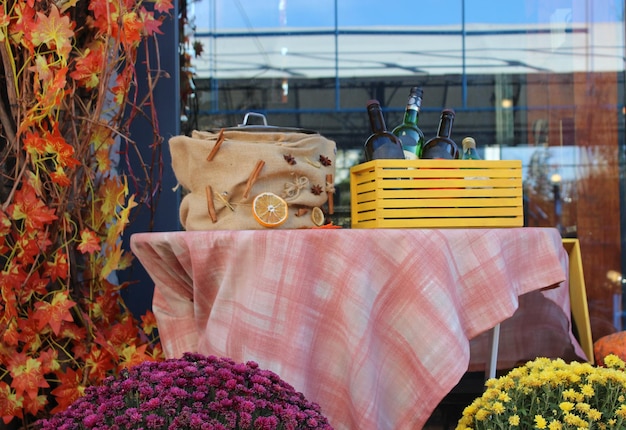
562 238 593 364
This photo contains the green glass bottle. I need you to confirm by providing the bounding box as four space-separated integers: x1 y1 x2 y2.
392 87 425 157
421 109 460 159
461 137 481 160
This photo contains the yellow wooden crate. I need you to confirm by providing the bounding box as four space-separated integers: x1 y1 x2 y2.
350 159 523 228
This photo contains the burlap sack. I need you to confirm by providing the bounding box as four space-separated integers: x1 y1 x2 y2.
170 128 336 230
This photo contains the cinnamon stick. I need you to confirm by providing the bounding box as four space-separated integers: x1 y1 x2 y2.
206 129 225 161
243 160 265 199
326 174 334 215
205 185 218 223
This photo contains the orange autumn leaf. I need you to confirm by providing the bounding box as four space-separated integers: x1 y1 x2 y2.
100 243 122 280
85 346 114 382
70 42 105 89
33 291 76 336
98 176 127 218
8 354 49 400
141 310 158 334
121 11 142 48
77 228 101 254
50 367 84 414
50 166 72 187
118 343 152 371
31 5 74 59
113 194 138 237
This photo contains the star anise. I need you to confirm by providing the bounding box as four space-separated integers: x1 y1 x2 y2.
283 154 296 165
311 184 323 195
319 155 332 166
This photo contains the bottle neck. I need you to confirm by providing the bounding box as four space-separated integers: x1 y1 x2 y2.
437 112 454 138
403 96 422 125
368 104 387 133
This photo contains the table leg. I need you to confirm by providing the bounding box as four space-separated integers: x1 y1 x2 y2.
486 323 500 381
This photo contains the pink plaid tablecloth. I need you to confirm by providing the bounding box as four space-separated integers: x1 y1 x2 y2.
130 228 585 430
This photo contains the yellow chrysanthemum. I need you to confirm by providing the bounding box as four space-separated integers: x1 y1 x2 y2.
560 401 575 413
580 383 595 397
535 415 547 429
508 414 520 426
548 420 563 430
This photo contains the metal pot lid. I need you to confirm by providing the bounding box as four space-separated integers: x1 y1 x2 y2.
213 112 319 135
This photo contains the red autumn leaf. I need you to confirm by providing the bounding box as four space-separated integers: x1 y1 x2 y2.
10 2 36 51
139 6 165 36
43 250 69 282
107 315 140 348
8 353 50 400
8 183 58 231
38 348 60 374
2 319 20 347
0 382 24 424
50 367 84 414
13 310 41 350
77 228 101 254
154 0 174 13
34 291 76 335
15 228 53 266
88 0 120 36
31 5 74 58
20 271 50 303
60 320 87 342
21 394 48 417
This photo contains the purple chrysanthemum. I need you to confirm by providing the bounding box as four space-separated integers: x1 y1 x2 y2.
35 353 333 430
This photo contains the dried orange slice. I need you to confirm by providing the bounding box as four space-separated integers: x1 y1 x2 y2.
252 192 288 228
311 206 324 226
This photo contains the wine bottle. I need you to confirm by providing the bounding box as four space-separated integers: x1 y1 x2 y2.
461 137 481 160
421 109 460 159
392 86 425 157
364 99 405 161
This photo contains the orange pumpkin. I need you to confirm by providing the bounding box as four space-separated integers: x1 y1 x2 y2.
594 331 626 366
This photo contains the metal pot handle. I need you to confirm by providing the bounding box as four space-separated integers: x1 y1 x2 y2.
239 112 268 127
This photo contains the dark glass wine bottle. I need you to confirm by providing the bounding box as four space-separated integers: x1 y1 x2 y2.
364 99 405 161
421 109 460 159
461 137 481 160
392 86 425 157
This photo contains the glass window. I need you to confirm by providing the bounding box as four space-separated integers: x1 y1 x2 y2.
186 0 626 339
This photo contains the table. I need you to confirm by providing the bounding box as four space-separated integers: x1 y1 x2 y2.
130 228 586 430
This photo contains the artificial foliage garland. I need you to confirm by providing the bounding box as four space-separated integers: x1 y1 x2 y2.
0 0 173 427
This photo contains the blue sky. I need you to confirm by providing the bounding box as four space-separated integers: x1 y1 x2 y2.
192 0 624 30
